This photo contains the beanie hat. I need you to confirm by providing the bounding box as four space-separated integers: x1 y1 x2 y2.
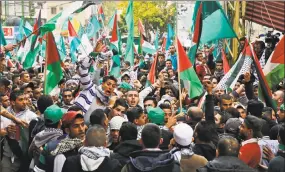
44 105 67 124
225 118 242 134
174 123 193 146
147 107 165 125
109 116 126 130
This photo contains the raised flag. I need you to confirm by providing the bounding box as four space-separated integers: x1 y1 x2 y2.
221 48 230 74
192 1 237 44
263 36 284 90
166 24 174 50
87 15 102 39
44 32 63 95
68 20 81 62
57 36 67 61
154 30 159 50
177 38 203 99
125 1 134 66
188 3 202 64
72 2 96 14
138 19 145 36
98 5 105 21
110 10 120 52
147 53 158 84
109 53 121 78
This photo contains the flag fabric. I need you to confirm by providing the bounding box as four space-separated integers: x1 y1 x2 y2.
107 12 115 29
192 1 237 44
25 21 33 32
110 10 120 52
77 24 84 39
86 15 102 39
188 3 202 64
215 43 252 90
138 19 146 36
16 43 25 62
125 1 134 66
109 54 121 78
138 32 143 54
177 38 203 99
0 23 7 47
77 34 93 60
40 12 62 35
155 30 159 50
23 11 42 69
166 24 174 51
221 48 230 74
142 38 156 54
263 36 284 90
250 43 276 109
68 20 81 63
161 37 166 52
57 36 67 61
17 17 25 41
98 5 105 21
44 32 63 95
72 2 96 14
147 53 158 84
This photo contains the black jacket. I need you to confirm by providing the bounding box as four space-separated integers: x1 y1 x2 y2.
111 140 142 166
197 156 256 172
62 155 121 172
193 143 216 161
122 150 180 172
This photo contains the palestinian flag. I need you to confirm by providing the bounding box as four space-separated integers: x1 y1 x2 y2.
188 3 202 64
23 10 42 69
161 37 166 52
147 53 158 84
109 53 121 78
110 10 120 52
68 20 81 63
177 37 203 99
215 41 252 90
221 48 230 74
263 36 284 90
44 32 63 95
250 43 276 110
98 5 105 21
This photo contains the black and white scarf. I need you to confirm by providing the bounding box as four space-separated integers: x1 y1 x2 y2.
51 137 83 156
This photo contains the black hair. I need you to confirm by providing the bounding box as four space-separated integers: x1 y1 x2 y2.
37 95 54 114
10 90 24 101
143 96 158 107
126 107 144 123
239 37 246 41
20 71 29 79
187 107 203 122
119 122 138 141
159 103 171 110
62 88 73 94
196 121 214 143
141 123 161 148
113 98 128 109
58 78 66 86
90 109 106 126
218 136 240 157
45 121 60 129
0 93 6 98
166 59 172 63
102 75 117 83
216 60 223 64
12 74 20 82
68 105 83 112
279 124 285 144
219 94 232 104
225 107 240 118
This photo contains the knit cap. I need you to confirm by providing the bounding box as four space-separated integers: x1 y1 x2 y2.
44 105 67 124
109 116 126 130
147 107 165 125
174 123 193 146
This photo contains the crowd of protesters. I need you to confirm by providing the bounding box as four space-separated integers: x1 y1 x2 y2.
0 33 284 172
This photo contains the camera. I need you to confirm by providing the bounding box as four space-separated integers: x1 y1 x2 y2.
265 31 280 50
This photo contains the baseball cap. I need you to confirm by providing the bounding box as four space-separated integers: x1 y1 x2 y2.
174 123 193 146
147 107 165 125
62 111 84 127
225 118 242 134
20 82 34 90
234 103 246 109
109 116 126 130
44 105 67 124
244 115 263 138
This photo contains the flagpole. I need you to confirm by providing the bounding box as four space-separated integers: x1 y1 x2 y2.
176 1 183 112
43 35 48 95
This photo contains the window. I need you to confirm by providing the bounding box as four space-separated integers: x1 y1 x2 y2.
51 7 57 14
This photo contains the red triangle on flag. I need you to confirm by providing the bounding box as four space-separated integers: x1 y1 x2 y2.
177 38 193 72
270 36 284 64
46 32 61 65
68 20 78 37
110 12 118 42
221 48 230 74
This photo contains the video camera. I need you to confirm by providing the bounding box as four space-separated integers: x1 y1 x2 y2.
265 31 280 50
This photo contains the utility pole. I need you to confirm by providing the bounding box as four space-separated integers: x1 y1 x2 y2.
22 0 24 18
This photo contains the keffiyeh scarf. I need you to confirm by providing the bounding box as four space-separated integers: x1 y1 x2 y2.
51 138 83 156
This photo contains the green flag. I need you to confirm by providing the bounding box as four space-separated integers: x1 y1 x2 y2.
109 54 121 78
125 1 134 66
192 1 237 44
57 36 67 61
87 16 102 39
40 12 62 36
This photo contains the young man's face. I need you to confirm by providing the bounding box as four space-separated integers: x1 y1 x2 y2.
66 117 86 140
63 91 73 105
121 76 131 84
33 88 43 100
216 62 223 71
112 105 126 118
168 69 174 78
13 94 27 112
135 113 147 126
239 122 251 140
163 108 172 123
166 61 172 68
126 91 139 107
158 56 165 63
111 129 119 143
169 46 175 54
144 100 156 109
21 74 30 83
102 79 117 97
1 95 10 108
220 99 233 111
237 107 247 119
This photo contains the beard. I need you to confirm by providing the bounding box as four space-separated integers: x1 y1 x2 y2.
239 132 248 141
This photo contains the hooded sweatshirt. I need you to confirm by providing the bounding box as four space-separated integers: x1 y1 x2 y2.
62 146 121 172
121 150 180 172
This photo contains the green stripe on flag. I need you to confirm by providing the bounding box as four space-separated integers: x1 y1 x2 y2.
45 61 63 94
